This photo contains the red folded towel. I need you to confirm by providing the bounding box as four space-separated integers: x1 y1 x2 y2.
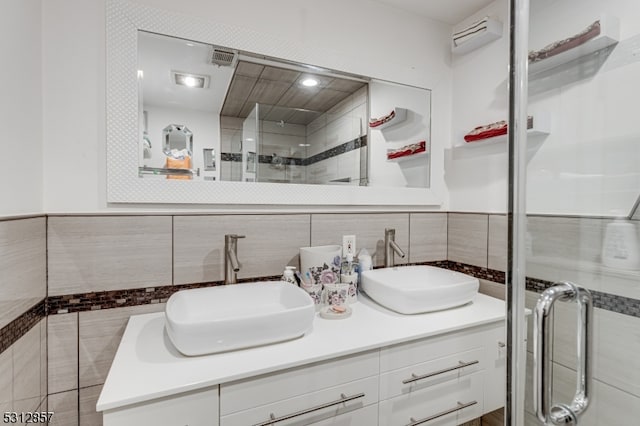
369 110 396 128
464 117 533 142
387 141 426 160
464 120 507 142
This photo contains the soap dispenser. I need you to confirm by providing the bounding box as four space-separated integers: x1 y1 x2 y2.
601 219 640 270
281 266 298 285
341 253 358 303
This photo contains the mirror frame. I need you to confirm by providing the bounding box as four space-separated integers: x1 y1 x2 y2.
106 0 443 205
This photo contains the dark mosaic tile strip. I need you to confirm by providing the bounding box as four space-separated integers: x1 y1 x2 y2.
46 275 283 315
221 153 304 166
443 261 506 284
258 154 303 166
220 153 242 162
524 277 640 318
302 136 367 166
220 136 367 167
28 261 640 327
414 261 640 318
0 299 46 355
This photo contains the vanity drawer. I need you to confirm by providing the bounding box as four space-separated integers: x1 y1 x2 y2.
220 375 379 426
220 350 378 415
378 371 484 426
380 326 489 373
308 404 378 425
379 347 484 400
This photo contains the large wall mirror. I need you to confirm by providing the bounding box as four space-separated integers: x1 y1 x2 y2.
107 0 440 205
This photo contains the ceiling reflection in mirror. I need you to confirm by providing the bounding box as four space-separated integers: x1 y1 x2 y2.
136 31 431 188
138 31 368 185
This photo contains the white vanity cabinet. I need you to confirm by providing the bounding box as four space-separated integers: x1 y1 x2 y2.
378 324 504 425
217 323 504 426
102 386 219 426
220 351 380 425
97 295 508 426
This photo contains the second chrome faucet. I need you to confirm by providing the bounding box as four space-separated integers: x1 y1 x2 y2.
384 228 406 267
225 234 245 284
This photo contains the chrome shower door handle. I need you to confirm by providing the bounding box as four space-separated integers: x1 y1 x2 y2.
533 281 593 425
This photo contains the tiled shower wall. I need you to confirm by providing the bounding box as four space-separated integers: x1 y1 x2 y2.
2 212 640 425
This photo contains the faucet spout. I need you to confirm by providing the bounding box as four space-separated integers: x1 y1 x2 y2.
384 228 405 268
389 239 406 259
224 234 245 284
227 248 240 272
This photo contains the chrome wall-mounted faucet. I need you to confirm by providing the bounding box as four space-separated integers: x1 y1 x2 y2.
224 234 245 284
384 228 406 267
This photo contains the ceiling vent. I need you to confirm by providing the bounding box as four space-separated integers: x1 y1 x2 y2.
210 47 238 67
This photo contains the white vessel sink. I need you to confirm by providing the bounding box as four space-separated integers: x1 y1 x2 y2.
361 265 479 314
165 281 315 356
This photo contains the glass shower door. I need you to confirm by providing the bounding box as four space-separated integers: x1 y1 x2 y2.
509 0 640 424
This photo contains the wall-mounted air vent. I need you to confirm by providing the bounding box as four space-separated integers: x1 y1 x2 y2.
210 47 238 67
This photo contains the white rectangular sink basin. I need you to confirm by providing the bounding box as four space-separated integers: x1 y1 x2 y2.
165 281 315 356
361 266 479 314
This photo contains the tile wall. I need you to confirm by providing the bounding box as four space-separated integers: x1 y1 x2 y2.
521 215 640 425
305 86 367 184
0 217 47 422
2 212 639 425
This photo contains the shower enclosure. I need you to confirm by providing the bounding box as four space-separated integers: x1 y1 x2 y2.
231 102 366 185
508 0 640 424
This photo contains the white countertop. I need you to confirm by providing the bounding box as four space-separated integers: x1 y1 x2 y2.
97 293 505 412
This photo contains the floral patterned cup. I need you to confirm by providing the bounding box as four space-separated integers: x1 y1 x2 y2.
322 283 349 308
300 245 341 285
302 283 324 310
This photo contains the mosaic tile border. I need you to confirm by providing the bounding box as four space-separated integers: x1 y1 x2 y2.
434 261 640 319
0 299 46 354
4 261 638 355
220 135 367 167
524 276 640 318
46 275 283 315
442 260 506 284
302 136 367 166
43 261 640 318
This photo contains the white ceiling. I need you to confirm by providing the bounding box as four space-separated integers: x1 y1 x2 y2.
374 0 495 24
138 32 366 123
138 31 234 114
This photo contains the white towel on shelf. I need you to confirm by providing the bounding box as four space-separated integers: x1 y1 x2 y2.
453 17 489 47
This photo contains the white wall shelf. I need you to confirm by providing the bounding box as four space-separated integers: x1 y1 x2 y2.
451 18 503 55
529 15 619 76
369 108 407 130
459 113 550 148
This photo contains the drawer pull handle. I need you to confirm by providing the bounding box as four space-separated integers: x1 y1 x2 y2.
406 400 477 426
402 360 479 384
253 392 366 425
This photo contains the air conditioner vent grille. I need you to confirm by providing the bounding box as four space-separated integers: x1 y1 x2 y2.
210 48 237 66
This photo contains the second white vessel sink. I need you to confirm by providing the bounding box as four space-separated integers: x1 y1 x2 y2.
361 265 479 314
165 281 315 356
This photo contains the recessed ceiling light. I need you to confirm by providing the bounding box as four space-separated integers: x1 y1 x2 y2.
298 143 311 147
172 71 210 89
301 78 318 87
